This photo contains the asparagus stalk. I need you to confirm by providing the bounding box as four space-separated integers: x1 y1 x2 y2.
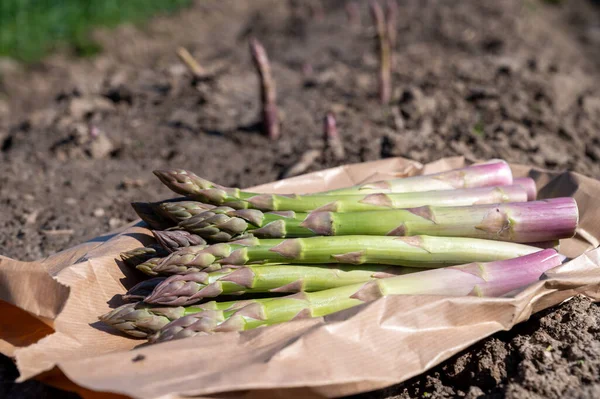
176 47 207 78
530 240 560 250
136 257 163 276
136 239 262 276
175 198 577 243
514 177 536 201
120 246 169 268
135 238 259 276
250 37 280 140
385 0 398 68
370 0 391 104
158 201 215 223
131 200 214 229
138 235 540 276
130 202 175 230
99 298 270 338
153 169 527 212
122 277 167 302
323 160 513 195
144 264 425 306
175 206 310 241
150 249 563 342
152 230 206 252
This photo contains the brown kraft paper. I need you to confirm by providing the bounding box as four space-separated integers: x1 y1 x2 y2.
0 156 599 399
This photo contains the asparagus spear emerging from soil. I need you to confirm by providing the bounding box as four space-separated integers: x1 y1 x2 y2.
282 150 321 179
385 0 398 67
323 160 513 195
137 235 540 276
150 249 563 342
153 169 527 212
144 264 425 306
176 47 207 78
324 113 345 161
250 37 280 140
370 0 391 104
152 230 206 252
175 198 577 243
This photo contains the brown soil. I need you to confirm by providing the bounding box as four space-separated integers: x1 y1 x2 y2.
1 0 600 398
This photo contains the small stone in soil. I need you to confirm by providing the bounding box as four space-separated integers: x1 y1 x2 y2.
88 132 114 159
109 218 124 229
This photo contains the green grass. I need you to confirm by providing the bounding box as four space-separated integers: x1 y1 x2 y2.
0 0 192 63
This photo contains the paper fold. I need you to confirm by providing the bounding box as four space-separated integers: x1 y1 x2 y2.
1 156 599 398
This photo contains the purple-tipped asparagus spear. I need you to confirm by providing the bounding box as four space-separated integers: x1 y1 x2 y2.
323 160 513 195
152 230 206 252
153 165 525 212
174 198 577 243
250 37 280 140
137 235 540 277
131 200 214 230
120 246 169 268
130 202 174 230
144 264 423 306
150 249 563 341
122 277 167 302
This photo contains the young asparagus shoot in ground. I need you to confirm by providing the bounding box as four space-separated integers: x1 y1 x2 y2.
324 113 346 161
370 0 391 104
249 37 280 140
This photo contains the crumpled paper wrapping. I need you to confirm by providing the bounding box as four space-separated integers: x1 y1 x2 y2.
1 156 599 399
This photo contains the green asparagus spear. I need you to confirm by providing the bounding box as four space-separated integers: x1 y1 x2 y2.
99 298 270 338
150 249 563 342
153 169 527 212
122 277 166 302
175 198 577 243
120 246 169 268
157 201 216 223
322 160 512 195
144 264 425 306
131 199 214 229
152 230 206 252
137 235 540 276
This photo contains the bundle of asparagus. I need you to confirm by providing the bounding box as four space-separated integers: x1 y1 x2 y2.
100 160 579 344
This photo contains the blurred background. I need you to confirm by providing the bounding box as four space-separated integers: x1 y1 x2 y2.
0 0 191 62
1 0 600 398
